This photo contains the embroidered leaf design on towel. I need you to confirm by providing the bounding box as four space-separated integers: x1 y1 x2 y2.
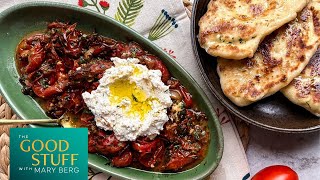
115 0 144 27
148 9 178 41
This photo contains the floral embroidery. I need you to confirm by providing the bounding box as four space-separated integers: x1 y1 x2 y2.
78 0 85 7
148 9 178 41
78 0 110 15
163 48 176 59
214 107 232 124
99 0 110 13
114 0 144 27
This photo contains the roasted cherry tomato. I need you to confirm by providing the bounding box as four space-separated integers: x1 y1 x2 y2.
88 134 97 153
95 131 127 155
154 60 170 83
112 150 133 167
178 85 193 108
80 112 94 124
138 144 164 168
252 165 299 180
26 43 45 73
166 155 194 171
132 138 161 154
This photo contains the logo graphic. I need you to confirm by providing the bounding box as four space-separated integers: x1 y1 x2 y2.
10 128 88 180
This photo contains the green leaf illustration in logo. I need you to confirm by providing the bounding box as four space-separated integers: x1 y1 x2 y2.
114 0 144 27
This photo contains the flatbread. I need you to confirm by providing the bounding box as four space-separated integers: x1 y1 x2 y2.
281 49 320 117
217 1 320 106
198 0 308 60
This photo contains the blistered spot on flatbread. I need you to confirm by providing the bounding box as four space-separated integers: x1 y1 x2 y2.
282 48 320 116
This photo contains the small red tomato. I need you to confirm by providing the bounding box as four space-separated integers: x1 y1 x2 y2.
252 165 298 180
178 85 193 108
111 150 133 167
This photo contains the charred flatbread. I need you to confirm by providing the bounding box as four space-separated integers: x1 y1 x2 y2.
281 49 320 117
217 1 320 106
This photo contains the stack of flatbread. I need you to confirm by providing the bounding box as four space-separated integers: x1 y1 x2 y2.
198 0 320 117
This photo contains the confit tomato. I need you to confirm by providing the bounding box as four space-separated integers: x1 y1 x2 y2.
252 165 298 180
178 85 193 108
111 150 133 167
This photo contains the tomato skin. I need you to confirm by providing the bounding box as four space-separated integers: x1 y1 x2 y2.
80 113 94 124
26 43 45 73
132 138 160 154
111 150 133 167
166 156 194 171
252 165 298 180
95 132 127 155
178 85 193 108
88 134 97 153
138 142 165 168
154 60 170 83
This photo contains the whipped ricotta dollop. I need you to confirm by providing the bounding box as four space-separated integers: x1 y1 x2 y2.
82 57 172 141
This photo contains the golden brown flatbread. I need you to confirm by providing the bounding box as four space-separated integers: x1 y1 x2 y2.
199 0 308 60
281 49 320 117
217 1 320 106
